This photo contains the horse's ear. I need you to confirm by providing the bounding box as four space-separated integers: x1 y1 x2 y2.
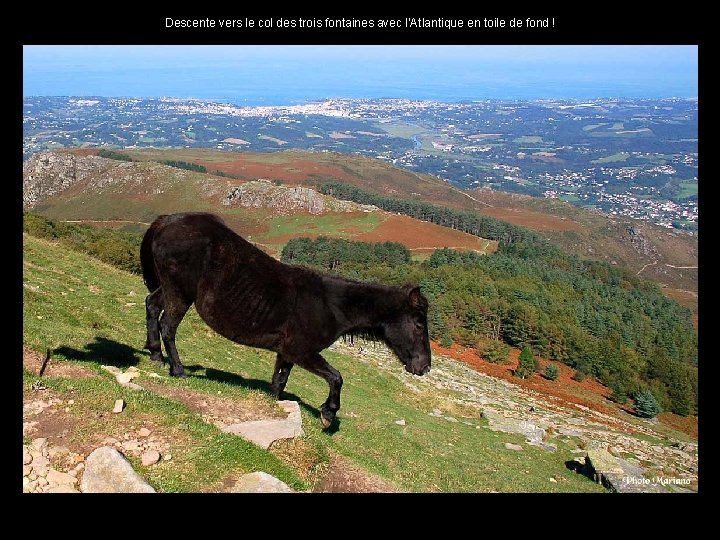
408 286 424 309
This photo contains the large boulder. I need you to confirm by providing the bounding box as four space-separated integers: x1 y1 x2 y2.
80 447 156 493
221 400 304 449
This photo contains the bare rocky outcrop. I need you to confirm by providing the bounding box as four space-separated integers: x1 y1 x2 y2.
223 180 376 215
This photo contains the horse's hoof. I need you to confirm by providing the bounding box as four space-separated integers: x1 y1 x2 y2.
150 354 164 365
320 415 332 429
170 370 187 378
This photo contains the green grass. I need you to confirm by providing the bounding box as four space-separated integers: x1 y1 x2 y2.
261 212 382 242
591 152 631 164
23 233 605 492
677 181 698 199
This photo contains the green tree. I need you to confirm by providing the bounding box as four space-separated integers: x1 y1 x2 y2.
543 364 560 381
634 389 662 418
480 340 510 364
515 346 535 379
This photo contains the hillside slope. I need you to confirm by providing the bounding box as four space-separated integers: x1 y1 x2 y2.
95 148 696 296
24 233 614 492
23 151 496 257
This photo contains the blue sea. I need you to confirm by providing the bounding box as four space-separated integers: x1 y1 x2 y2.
23 45 698 104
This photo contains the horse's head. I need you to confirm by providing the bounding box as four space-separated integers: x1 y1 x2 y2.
382 285 432 376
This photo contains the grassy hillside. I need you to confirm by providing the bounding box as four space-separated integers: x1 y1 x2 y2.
85 148 695 297
27 151 495 258
23 232 605 492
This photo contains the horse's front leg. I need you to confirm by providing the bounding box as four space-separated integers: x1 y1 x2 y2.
295 352 343 428
271 353 294 399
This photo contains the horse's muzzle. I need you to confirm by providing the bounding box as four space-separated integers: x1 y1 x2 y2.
406 364 431 376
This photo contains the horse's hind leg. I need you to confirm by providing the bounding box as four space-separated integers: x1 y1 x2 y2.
271 354 294 399
144 287 164 364
158 294 191 378
295 353 343 428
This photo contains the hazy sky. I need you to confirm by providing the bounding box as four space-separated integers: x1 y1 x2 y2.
23 45 698 101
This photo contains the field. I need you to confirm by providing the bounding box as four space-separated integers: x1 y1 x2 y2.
23 233 608 492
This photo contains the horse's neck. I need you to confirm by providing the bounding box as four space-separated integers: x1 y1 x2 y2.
327 277 397 333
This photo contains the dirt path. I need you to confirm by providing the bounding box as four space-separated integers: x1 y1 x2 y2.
314 454 399 493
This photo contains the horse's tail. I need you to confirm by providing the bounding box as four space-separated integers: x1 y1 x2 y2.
140 215 168 292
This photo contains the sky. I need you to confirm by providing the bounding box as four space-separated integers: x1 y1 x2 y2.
23 45 699 103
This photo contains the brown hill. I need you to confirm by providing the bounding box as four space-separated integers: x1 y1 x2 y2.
22 151 496 258
102 148 697 299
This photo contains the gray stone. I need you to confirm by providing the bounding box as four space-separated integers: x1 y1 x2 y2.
116 372 138 385
505 443 524 451
80 447 156 493
528 441 557 453
112 399 125 413
230 472 294 493
47 469 78 485
222 400 304 449
557 427 583 437
482 409 546 444
101 365 122 376
444 416 458 423
141 451 161 466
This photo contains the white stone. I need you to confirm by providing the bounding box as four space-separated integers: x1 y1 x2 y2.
395 419 406 426
47 469 78 485
230 472 294 493
141 451 161 466
138 428 151 437
112 399 125 413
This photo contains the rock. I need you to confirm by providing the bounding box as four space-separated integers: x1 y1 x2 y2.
80 447 156 493
528 441 557 453
429 408 443 417
557 427 583 437
116 372 138 385
138 428 151 437
444 416 458 423
549 477 558 483
222 400 304 449
31 455 50 470
123 382 143 391
163 453 172 461
31 438 48 451
47 486 80 493
505 443 524 451
23 453 32 465
23 465 32 476
482 409 546 444
47 469 78 485
230 472 294 493
395 419 406 426
22 477 30 487
141 451 161 466
101 365 122 376
123 440 140 452
37 477 49 487
67 399 75 405
112 399 125 413
126 366 140 373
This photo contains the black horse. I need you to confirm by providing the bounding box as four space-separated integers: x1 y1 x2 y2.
140 212 431 428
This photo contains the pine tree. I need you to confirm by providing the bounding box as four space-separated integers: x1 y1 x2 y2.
515 346 535 379
543 364 560 381
634 389 662 418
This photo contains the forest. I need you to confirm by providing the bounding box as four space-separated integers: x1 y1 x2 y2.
282 237 698 417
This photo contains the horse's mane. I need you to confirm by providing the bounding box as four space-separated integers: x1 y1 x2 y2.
341 327 384 345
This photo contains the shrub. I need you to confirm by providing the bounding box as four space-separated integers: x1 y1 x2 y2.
572 368 587 382
634 389 662 418
481 340 510 364
514 346 535 379
543 364 560 381
440 335 453 348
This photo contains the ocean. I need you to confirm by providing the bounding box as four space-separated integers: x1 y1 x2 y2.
23 46 698 104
